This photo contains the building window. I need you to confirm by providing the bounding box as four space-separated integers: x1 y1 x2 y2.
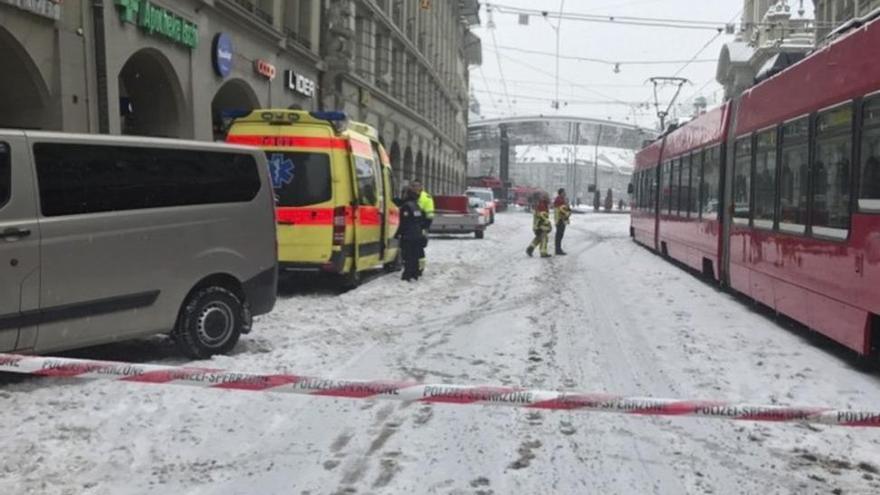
812 104 853 239
780 117 809 233
753 129 778 229
733 136 753 225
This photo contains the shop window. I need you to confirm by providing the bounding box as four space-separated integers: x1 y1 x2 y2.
733 137 753 225
812 104 853 239
753 129 778 229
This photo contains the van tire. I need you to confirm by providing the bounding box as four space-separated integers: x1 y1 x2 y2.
475 230 485 239
174 286 248 359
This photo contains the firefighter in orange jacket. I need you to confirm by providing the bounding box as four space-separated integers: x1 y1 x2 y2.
526 195 553 258
553 188 572 255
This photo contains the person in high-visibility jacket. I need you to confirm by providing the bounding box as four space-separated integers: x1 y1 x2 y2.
410 180 434 274
553 188 572 255
526 195 553 258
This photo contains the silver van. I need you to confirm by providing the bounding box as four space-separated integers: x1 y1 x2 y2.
0 131 277 358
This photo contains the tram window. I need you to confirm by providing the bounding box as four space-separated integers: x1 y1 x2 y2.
0 143 9 209
652 166 659 212
671 159 681 216
701 146 720 220
682 153 693 218
812 105 853 239
660 161 670 215
859 97 880 212
754 129 778 229
733 137 752 225
780 118 809 233
667 160 675 215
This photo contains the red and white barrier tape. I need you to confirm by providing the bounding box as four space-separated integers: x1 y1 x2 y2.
1 353 879 427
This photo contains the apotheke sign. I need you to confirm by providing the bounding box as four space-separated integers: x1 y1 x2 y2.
285 70 315 98
2 0 62 20
115 0 199 49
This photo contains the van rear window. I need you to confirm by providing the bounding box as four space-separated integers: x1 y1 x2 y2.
34 143 261 217
267 152 332 207
0 143 9 209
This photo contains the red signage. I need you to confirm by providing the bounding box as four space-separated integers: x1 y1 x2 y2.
254 59 276 80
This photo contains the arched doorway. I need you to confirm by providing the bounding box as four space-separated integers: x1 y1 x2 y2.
415 151 424 186
118 48 187 138
403 147 414 186
0 28 51 129
211 79 260 141
390 142 402 192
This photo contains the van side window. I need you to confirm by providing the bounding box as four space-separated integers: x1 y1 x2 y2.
0 143 9 209
859 97 880 212
812 105 853 239
34 144 261 217
354 156 378 206
266 152 331 207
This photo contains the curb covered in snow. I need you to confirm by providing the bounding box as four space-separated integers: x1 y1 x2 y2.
1 353 878 428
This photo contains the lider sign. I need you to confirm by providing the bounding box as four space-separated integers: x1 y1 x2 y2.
115 0 199 49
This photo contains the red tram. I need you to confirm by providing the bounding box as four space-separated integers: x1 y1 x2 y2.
631 19 880 358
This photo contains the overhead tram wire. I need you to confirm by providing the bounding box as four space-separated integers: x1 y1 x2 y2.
488 18 514 114
494 45 718 67
478 66 502 113
484 3 835 30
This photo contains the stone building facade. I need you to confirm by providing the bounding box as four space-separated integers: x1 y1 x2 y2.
322 0 481 194
0 0 323 140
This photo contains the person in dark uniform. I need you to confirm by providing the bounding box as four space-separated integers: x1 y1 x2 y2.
396 188 425 281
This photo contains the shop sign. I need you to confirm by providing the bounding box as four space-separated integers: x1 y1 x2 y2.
212 33 233 78
254 59 277 80
2 0 62 20
115 0 199 49
285 70 316 98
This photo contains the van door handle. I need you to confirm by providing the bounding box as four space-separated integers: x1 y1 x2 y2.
2 228 31 240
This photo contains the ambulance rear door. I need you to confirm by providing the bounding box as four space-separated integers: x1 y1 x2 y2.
350 136 382 271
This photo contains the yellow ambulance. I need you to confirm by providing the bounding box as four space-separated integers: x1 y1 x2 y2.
226 110 400 287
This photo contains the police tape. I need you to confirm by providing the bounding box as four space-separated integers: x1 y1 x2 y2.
1 353 879 427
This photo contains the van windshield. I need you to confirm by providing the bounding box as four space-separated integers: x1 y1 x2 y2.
266 152 331 207
468 190 493 202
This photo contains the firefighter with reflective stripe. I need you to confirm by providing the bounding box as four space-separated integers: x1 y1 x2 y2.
526 195 553 258
396 188 425 281
553 188 572 255
410 180 434 275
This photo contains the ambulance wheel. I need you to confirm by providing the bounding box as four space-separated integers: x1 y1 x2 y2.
384 251 403 273
341 268 361 290
475 230 485 239
174 286 247 359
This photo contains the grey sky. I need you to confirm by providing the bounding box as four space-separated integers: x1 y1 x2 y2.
471 0 815 129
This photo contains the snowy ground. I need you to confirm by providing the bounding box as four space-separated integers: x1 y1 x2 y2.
3 213 880 495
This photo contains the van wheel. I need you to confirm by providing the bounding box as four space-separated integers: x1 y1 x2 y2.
174 286 248 359
475 230 485 239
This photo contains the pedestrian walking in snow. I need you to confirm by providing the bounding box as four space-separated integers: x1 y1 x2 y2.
526 195 553 258
396 188 426 281
553 188 572 255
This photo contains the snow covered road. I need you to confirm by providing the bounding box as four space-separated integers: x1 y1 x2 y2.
3 213 880 494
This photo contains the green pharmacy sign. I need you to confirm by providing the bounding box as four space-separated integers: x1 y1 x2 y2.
115 0 199 49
